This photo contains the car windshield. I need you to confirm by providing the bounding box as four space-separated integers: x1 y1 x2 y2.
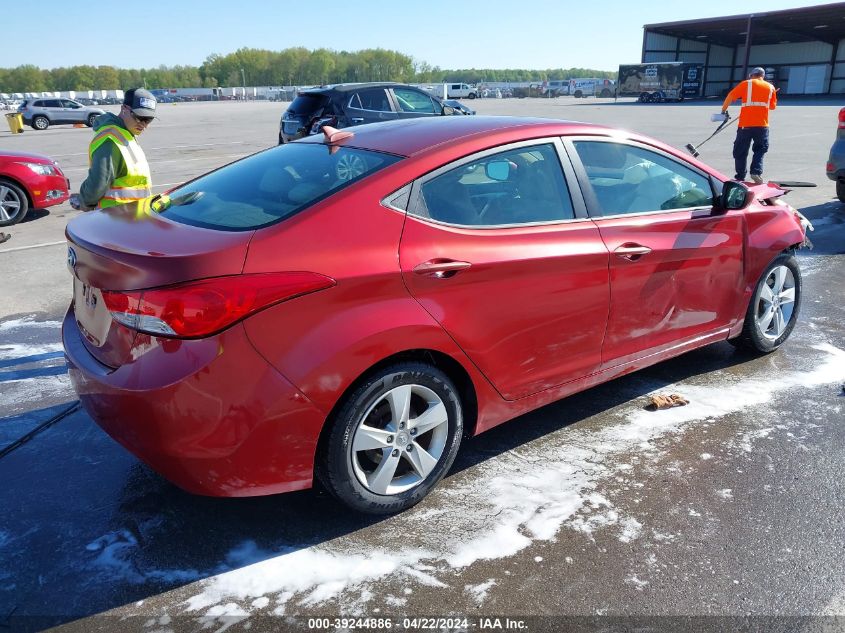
157 143 402 231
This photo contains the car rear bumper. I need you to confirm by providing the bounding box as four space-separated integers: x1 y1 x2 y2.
828 140 845 181
62 304 327 497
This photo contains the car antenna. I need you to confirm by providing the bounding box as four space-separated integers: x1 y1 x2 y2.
322 126 354 144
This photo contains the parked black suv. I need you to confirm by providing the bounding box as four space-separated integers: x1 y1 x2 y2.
279 82 458 144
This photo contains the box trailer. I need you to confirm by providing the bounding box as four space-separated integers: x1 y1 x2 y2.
617 62 704 102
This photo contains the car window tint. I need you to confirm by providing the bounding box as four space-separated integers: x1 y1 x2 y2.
159 144 402 231
393 88 437 114
288 94 328 115
418 143 575 226
61 99 80 108
573 141 714 216
44 100 61 108
354 88 390 112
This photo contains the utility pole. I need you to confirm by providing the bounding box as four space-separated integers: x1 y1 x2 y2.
241 68 246 100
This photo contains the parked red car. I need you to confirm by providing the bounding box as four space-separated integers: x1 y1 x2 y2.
63 117 807 514
0 150 70 226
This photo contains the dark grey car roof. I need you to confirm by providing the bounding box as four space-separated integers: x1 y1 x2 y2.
302 82 415 94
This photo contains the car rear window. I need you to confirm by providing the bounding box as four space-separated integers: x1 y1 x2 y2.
288 93 329 115
157 143 402 231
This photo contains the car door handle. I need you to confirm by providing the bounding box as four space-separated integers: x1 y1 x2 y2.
351 118 364 123
413 259 472 278
613 244 652 260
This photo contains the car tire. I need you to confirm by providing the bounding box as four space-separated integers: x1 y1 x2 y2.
0 179 30 226
317 362 464 514
836 179 845 203
32 116 49 130
87 113 98 127
574 90 583 98
468 93 476 99
732 252 801 353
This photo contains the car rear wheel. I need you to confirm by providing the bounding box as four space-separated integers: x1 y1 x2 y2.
318 362 463 514
733 253 801 353
32 116 49 130
836 179 845 203
0 179 29 226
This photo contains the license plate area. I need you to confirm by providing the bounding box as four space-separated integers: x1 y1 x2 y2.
73 277 111 348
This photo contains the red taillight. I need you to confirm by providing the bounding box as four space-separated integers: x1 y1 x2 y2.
102 272 335 338
839 107 845 129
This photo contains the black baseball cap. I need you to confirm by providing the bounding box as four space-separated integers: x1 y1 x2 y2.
123 88 157 118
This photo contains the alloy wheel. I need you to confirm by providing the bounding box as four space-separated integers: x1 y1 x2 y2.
755 265 796 340
350 383 449 495
0 184 22 223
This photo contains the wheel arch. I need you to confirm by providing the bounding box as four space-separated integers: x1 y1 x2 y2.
312 347 479 485
0 175 34 209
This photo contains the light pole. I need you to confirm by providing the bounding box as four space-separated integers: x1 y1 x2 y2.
241 68 246 100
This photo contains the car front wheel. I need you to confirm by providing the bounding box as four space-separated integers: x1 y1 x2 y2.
32 116 49 130
318 362 464 514
733 252 802 353
836 179 845 203
87 113 98 127
0 179 29 226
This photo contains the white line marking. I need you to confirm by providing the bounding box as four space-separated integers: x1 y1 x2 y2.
0 241 65 253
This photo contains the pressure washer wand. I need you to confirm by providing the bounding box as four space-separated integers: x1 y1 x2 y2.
685 113 737 158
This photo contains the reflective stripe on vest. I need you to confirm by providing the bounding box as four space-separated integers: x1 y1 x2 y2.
89 124 151 208
742 79 775 108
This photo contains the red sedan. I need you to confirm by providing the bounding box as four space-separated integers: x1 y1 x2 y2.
0 150 70 226
62 117 806 514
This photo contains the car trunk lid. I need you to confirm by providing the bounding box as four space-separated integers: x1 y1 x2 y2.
65 201 252 367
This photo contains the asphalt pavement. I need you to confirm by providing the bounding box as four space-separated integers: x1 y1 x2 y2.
0 98 843 633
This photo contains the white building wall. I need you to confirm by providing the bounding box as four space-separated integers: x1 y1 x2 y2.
677 52 707 64
644 52 678 62
645 32 678 50
678 38 707 52
708 45 734 66
736 41 834 66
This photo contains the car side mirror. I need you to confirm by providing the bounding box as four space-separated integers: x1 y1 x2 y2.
441 105 457 116
719 180 754 211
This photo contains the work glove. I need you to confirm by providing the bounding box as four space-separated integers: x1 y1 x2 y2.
69 194 95 212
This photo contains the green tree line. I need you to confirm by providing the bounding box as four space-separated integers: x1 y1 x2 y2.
0 47 615 93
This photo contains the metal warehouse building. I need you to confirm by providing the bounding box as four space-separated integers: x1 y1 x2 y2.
641 2 845 96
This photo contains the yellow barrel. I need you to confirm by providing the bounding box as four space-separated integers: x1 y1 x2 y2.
4 113 24 134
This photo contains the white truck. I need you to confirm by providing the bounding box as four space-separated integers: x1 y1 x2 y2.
568 78 616 98
446 83 479 99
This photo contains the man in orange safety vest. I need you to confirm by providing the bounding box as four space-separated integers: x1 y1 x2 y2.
722 67 778 184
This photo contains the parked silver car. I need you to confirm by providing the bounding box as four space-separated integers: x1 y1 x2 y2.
18 98 106 131
826 106 845 203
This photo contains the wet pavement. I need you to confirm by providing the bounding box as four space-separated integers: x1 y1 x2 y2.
0 100 843 632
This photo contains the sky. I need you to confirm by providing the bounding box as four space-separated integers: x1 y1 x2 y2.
2 0 835 72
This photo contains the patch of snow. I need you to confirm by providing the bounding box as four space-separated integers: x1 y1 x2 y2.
464 579 496 606
0 317 62 333
716 489 734 500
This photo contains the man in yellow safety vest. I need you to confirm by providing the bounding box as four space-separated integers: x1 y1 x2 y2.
72 88 156 210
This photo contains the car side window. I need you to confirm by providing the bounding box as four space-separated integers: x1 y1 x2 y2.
573 141 714 216
44 100 61 108
351 88 390 112
393 88 438 114
62 99 81 109
417 143 575 227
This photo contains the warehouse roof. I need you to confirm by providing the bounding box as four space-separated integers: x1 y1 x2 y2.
644 2 845 47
